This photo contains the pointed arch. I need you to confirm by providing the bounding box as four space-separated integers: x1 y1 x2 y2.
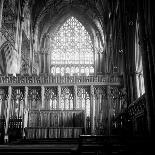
0 41 12 74
50 16 95 76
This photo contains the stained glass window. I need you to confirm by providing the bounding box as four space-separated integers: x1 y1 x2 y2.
50 17 94 76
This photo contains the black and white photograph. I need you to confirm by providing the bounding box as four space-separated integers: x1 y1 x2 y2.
0 0 154 154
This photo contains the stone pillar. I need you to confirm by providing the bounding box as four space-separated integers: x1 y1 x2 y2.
0 0 4 29
44 50 46 73
0 89 4 117
74 85 77 110
107 85 112 136
94 49 98 75
58 85 61 109
4 86 12 143
23 86 28 138
138 0 155 137
90 85 95 135
41 85 45 109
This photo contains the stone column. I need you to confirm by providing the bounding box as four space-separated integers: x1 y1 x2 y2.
14 0 22 73
4 86 12 143
94 49 98 75
23 86 28 138
90 85 95 135
58 85 61 109
137 0 155 137
74 85 77 110
0 0 4 29
41 85 45 109
44 49 46 73
107 85 112 136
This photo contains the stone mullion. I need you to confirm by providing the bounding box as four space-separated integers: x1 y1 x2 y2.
4 86 12 143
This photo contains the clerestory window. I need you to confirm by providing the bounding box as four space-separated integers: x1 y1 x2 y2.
50 16 94 76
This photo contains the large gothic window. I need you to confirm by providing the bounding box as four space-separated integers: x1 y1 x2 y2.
50 17 94 76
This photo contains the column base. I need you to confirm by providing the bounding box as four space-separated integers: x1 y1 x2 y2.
4 134 9 143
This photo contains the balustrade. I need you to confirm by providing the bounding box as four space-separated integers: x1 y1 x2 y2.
111 94 147 136
128 94 147 135
128 94 146 118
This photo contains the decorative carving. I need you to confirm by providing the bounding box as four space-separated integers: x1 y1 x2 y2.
44 87 58 110
0 74 122 85
128 94 146 118
28 87 41 110
50 16 94 76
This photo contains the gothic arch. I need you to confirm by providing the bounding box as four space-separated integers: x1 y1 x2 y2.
0 41 11 74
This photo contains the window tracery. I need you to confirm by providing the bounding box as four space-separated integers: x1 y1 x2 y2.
77 86 90 117
28 87 41 110
50 17 94 76
45 87 58 110
60 87 74 110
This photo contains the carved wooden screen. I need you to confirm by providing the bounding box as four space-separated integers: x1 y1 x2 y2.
109 86 124 131
45 87 58 110
77 86 90 116
28 87 41 110
60 87 74 110
50 16 94 76
94 86 108 135
109 87 123 117
77 86 90 134
28 87 41 129
10 87 24 118
0 88 8 119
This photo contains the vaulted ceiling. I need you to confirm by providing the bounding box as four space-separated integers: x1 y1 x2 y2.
29 0 110 50
31 0 109 29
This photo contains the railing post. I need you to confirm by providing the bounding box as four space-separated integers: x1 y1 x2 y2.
58 85 61 109
41 85 45 109
23 86 28 138
4 86 12 143
90 85 95 135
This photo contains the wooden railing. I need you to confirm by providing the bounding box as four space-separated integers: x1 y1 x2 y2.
26 110 85 139
128 94 146 118
112 94 147 136
26 127 84 139
128 94 147 135
28 110 85 128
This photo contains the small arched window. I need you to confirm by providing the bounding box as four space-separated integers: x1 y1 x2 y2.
50 16 94 76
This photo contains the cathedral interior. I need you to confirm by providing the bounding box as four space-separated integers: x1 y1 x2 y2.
0 0 155 154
